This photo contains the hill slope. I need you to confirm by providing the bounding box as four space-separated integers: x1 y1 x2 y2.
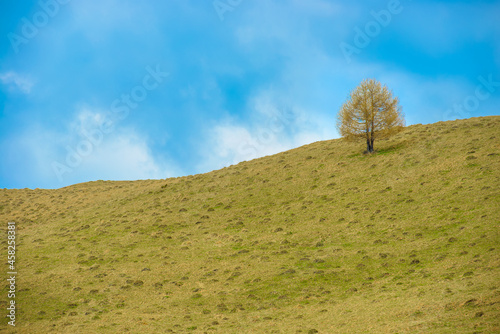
1 116 499 333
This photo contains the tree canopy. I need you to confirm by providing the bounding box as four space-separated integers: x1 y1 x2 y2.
337 79 405 153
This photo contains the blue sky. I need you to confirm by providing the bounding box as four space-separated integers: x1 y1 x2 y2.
1 0 499 189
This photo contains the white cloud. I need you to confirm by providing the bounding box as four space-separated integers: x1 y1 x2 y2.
72 133 170 181
10 109 180 188
198 91 336 173
0 72 34 94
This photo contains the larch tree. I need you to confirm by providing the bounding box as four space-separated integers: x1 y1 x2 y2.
337 79 405 153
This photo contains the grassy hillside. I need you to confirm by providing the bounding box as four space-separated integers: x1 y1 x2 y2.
1 116 499 333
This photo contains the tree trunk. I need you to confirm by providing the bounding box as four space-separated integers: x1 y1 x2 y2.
366 139 373 153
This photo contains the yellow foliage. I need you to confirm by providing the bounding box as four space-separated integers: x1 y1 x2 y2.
337 79 405 152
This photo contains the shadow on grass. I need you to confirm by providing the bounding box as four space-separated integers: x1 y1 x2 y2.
347 142 406 158
375 142 406 155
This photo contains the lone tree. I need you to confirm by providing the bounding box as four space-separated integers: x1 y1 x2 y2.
337 79 405 153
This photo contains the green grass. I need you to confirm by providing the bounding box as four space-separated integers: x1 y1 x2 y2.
1 116 499 333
